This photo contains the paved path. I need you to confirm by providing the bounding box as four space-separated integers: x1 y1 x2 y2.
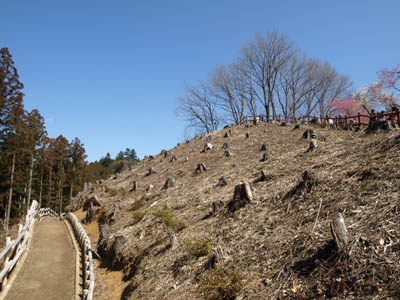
5 218 75 300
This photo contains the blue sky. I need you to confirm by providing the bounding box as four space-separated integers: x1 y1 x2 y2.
2 0 399 161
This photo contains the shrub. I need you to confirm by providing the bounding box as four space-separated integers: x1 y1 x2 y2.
200 266 245 300
104 186 118 196
131 209 147 224
150 209 188 232
184 237 212 258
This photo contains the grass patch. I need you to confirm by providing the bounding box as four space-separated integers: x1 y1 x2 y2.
199 266 245 300
131 209 147 225
150 209 188 232
184 237 212 258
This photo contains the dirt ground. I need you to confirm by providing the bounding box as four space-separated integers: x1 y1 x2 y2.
5 218 75 300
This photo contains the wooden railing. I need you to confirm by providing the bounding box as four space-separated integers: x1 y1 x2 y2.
243 111 400 128
0 200 38 291
66 212 94 300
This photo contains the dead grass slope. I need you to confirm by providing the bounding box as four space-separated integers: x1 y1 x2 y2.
79 123 400 300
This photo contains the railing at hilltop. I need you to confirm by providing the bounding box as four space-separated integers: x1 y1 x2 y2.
66 212 94 300
0 200 38 291
242 111 400 128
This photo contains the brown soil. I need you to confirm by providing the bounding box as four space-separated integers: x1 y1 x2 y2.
76 123 400 300
5 218 75 300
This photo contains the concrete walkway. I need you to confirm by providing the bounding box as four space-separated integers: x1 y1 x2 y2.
5 218 75 300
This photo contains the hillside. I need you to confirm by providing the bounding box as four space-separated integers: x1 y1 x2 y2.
73 122 400 300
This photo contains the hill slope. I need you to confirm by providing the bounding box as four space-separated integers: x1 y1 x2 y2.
75 123 400 300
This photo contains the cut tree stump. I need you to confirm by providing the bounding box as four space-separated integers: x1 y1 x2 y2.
170 155 177 162
196 163 208 173
246 132 250 138
302 129 315 139
293 124 300 130
110 200 121 222
224 150 232 157
145 184 153 192
330 212 349 252
306 138 318 152
222 142 229 149
260 144 268 151
184 156 189 162
255 170 272 182
170 232 178 249
162 177 175 190
201 143 213 153
146 167 156 176
217 177 228 187
227 182 252 212
130 181 138 192
224 132 229 138
260 152 269 162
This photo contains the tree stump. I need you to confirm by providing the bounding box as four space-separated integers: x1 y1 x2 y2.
170 155 177 162
280 122 287 126
222 142 229 149
184 156 189 162
201 143 213 153
161 149 169 158
224 150 232 157
170 232 178 250
302 129 315 139
130 181 138 192
306 138 318 152
293 124 300 130
110 201 121 222
224 132 229 138
145 184 153 192
330 212 349 252
217 177 228 187
245 132 250 138
146 167 156 176
162 177 175 190
260 151 269 162
260 144 268 151
256 170 272 182
227 182 253 212
196 163 208 173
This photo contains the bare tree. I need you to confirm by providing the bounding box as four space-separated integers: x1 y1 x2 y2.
175 82 221 135
210 63 249 125
240 31 294 119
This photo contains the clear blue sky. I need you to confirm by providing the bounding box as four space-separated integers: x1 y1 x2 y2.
2 0 399 161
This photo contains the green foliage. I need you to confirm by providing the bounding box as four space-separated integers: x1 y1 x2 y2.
104 185 118 196
131 209 147 224
150 209 188 232
199 266 245 300
184 237 212 258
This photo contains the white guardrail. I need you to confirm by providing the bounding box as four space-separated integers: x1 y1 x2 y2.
0 200 38 290
39 207 59 218
66 212 94 300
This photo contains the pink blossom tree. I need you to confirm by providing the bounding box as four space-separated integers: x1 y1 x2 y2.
328 97 367 116
378 64 400 93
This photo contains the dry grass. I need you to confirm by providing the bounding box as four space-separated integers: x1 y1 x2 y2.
75 123 400 300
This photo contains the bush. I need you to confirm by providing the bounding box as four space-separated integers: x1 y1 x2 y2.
131 209 147 225
104 186 118 196
200 266 245 300
184 237 212 258
150 209 188 232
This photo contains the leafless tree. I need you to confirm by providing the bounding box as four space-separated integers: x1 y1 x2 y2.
240 31 294 119
175 82 221 135
210 63 252 124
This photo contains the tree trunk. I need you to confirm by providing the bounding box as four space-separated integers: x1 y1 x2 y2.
58 178 63 215
27 152 34 209
49 168 52 208
5 154 16 234
39 174 43 208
